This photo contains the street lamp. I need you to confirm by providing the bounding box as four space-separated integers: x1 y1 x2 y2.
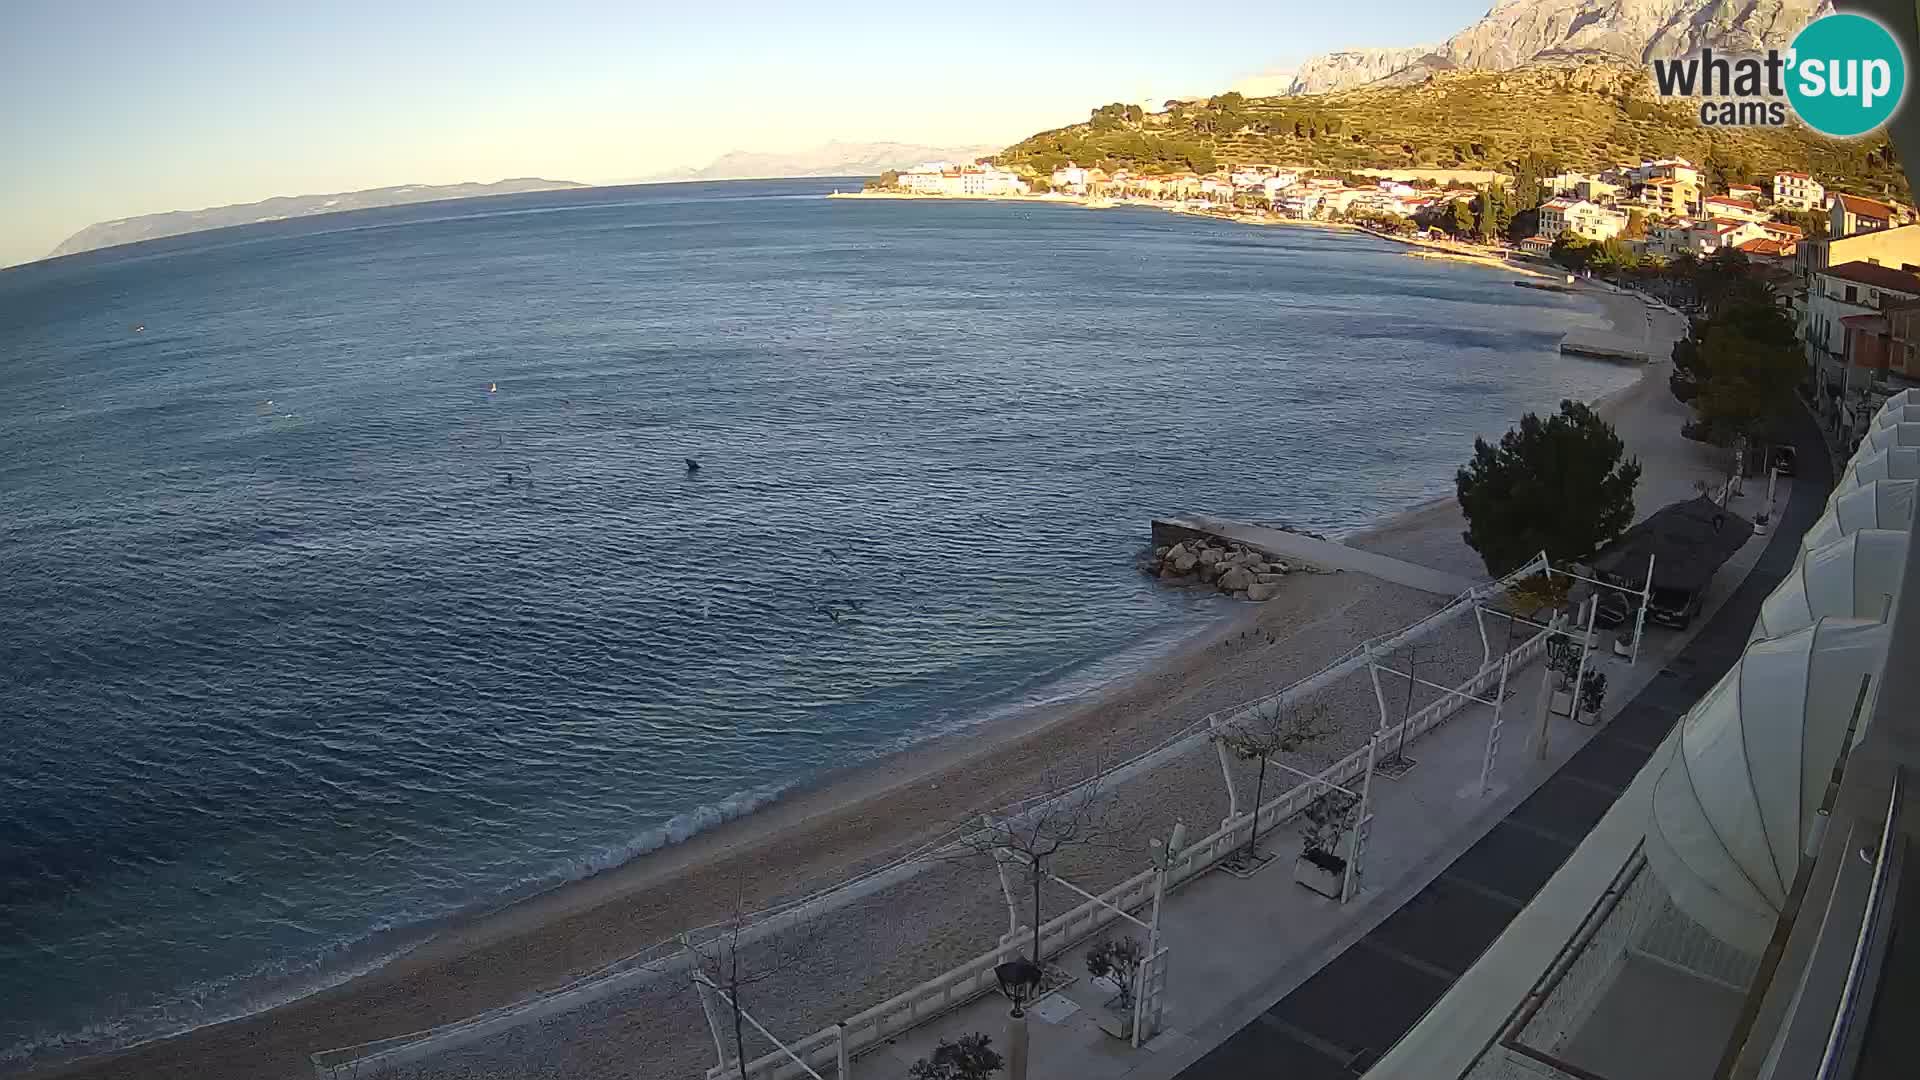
995 958 1044 1080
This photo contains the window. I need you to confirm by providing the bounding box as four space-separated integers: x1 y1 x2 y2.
1847 285 1859 303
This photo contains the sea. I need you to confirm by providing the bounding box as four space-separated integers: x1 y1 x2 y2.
0 178 1638 1066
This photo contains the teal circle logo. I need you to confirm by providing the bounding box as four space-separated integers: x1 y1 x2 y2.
1787 13 1906 138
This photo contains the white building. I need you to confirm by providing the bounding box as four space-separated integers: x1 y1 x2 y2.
1702 195 1768 223
1277 190 1324 218
1049 165 1091 193
899 164 1030 196
1259 173 1300 199
1538 198 1629 241
1773 170 1827 210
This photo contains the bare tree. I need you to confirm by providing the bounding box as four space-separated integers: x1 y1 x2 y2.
951 769 1141 970
1212 700 1334 863
686 888 820 1079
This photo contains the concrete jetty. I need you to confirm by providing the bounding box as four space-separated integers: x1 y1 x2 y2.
1152 515 1481 597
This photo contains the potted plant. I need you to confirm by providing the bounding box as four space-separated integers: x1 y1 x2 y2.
910 1033 1004 1080
1085 935 1146 1038
1613 617 1636 658
1754 509 1772 537
1294 788 1358 899
1580 670 1608 717
1546 633 1581 717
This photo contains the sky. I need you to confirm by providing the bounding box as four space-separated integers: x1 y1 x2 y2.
0 0 1491 267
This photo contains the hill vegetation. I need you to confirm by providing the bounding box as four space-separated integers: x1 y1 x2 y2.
997 62 1910 201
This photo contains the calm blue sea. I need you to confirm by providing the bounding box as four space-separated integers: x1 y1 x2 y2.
0 179 1635 1064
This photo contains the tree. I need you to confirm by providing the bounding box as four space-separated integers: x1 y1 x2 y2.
1450 198 1476 236
1212 701 1334 862
911 1033 1005 1080
1085 936 1147 1009
1455 400 1643 576
958 773 1137 969
687 892 820 1077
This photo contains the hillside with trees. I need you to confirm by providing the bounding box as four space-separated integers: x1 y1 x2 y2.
996 62 1909 202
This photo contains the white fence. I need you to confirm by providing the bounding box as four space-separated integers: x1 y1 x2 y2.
709 624 1555 1080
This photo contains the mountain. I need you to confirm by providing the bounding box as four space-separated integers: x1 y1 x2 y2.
998 60 1908 200
1286 47 1439 95
1284 0 1828 95
48 178 588 260
641 141 1003 182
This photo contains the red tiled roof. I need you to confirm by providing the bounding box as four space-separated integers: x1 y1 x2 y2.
1739 238 1789 256
1776 171 1812 180
1763 222 1806 239
1835 192 1896 218
1707 196 1757 208
1823 261 1920 292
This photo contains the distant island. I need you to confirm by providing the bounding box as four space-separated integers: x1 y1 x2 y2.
636 140 1001 183
47 178 589 260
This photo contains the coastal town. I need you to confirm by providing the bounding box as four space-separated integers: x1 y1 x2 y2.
870 156 1920 448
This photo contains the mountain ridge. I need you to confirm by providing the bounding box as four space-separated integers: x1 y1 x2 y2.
47 178 588 260
1283 0 1830 95
637 141 1002 183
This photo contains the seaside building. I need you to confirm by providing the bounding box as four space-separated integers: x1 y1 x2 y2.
1538 198 1629 242
1772 169 1827 210
1803 261 1920 404
1651 217 1767 259
1831 192 1901 238
1638 177 1701 218
1736 236 1795 265
1796 222 1920 286
1050 165 1091 193
1702 194 1767 223
1728 182 1763 203
1276 189 1324 219
899 164 1030 197
1260 172 1300 199
1630 157 1700 187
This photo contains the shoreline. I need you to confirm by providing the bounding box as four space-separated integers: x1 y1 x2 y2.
27 231 1677 1080
829 188 1552 276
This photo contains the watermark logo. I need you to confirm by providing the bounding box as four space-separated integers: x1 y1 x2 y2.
1649 12 1906 137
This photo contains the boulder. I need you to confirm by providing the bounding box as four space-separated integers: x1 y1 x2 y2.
1198 547 1222 566
1159 566 1185 582
1247 582 1283 601
1200 562 1222 582
1153 546 1170 560
1274 561 1291 573
1218 566 1255 591
1255 573 1288 585
1172 549 1199 573
1166 542 1190 563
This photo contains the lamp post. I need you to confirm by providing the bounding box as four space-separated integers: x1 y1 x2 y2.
995 959 1043 1080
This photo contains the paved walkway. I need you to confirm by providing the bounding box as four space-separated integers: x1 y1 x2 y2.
1160 516 1481 598
853 439 1811 1080
1168 409 1828 1080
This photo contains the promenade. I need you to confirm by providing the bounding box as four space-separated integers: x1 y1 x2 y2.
840 428 1811 1080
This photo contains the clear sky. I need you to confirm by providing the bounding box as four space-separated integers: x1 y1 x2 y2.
0 0 1489 267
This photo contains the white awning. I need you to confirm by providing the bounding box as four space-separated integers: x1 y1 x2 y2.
1872 401 1920 429
1863 422 1920 453
1873 388 1920 419
1804 480 1918 561
1834 447 1920 497
1753 530 1908 642
1646 618 1891 952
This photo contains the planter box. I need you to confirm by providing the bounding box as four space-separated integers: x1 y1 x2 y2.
1613 635 1634 658
1294 849 1347 899
1550 689 1575 717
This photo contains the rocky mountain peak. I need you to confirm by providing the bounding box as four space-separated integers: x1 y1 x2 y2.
1285 0 1829 95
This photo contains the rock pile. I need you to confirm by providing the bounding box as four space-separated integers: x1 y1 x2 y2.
1144 538 1294 601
